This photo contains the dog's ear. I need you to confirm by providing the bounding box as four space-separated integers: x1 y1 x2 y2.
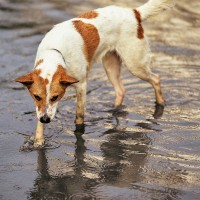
15 73 34 88
60 74 79 87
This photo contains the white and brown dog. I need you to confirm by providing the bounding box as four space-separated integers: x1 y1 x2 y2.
16 0 174 147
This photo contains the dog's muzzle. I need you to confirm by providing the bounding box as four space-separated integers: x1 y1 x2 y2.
40 114 51 124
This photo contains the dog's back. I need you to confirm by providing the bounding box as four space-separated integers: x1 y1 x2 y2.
36 0 175 67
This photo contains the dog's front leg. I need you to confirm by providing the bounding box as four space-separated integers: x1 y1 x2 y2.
34 120 44 147
75 82 87 125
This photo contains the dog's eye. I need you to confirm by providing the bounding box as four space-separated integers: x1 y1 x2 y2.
34 95 42 101
51 95 58 102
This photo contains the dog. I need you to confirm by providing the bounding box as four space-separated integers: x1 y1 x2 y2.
16 0 174 147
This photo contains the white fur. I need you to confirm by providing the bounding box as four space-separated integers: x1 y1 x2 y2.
138 0 175 20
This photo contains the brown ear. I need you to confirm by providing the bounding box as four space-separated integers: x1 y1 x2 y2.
15 73 34 88
60 74 79 86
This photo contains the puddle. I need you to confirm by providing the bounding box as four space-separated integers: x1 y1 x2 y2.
19 135 61 152
0 0 200 200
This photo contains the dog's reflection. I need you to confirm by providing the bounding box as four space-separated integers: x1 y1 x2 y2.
28 127 93 199
27 106 181 200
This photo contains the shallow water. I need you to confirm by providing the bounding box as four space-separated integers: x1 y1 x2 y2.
0 0 200 199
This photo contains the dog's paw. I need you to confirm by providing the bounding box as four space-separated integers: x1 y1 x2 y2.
33 142 45 149
153 103 165 119
33 138 45 149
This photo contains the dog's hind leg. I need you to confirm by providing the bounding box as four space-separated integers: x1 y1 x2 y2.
103 51 125 108
134 68 165 106
118 40 165 106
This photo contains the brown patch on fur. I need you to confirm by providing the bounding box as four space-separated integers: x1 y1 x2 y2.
50 65 67 100
73 20 100 63
133 9 144 39
35 69 41 75
52 65 78 84
44 78 49 85
78 10 98 19
15 69 41 85
15 69 47 111
34 59 43 68
26 70 46 111
50 65 78 105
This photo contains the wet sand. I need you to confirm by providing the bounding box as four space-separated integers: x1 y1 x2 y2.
0 0 200 199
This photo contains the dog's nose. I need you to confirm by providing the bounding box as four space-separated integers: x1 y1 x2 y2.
40 114 51 124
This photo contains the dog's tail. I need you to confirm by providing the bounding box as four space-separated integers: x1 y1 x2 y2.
137 0 175 21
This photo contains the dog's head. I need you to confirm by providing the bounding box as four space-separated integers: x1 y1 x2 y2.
15 65 78 123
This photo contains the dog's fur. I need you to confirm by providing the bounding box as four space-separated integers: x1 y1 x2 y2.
16 0 174 146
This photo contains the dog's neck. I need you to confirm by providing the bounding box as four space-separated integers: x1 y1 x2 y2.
35 49 67 81
51 49 66 65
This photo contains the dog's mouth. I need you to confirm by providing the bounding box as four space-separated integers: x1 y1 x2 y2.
40 114 51 124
